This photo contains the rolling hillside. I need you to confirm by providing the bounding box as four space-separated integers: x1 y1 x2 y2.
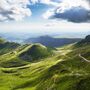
0 37 20 55
0 35 90 90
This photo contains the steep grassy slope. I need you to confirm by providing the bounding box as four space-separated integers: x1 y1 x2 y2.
0 38 20 55
0 44 30 68
19 44 53 61
0 38 6 43
0 36 90 90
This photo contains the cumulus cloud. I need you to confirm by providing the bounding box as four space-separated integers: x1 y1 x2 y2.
0 0 90 22
30 0 50 4
30 0 61 6
43 0 90 23
0 0 32 22
87 0 90 3
0 0 61 22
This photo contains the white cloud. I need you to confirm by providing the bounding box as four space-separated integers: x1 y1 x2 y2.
0 0 60 22
40 0 60 6
0 0 90 22
30 0 60 6
60 0 90 9
43 0 90 23
42 9 55 19
30 0 38 4
0 0 32 22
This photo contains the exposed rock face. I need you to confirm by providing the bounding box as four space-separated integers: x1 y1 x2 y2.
85 35 90 42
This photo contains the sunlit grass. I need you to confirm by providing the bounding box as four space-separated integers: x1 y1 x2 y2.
0 43 90 90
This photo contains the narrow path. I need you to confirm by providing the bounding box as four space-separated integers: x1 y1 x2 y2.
0 64 31 71
79 54 90 63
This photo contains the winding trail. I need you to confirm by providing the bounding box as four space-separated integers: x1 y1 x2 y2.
79 54 90 63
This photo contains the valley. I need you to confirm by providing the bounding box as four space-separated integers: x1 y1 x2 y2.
0 35 90 90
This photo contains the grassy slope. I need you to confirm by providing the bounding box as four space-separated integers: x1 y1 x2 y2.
0 38 20 55
0 44 53 68
0 44 31 68
19 44 53 61
0 43 90 90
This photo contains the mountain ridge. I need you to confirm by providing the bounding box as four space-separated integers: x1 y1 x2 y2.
25 35 82 47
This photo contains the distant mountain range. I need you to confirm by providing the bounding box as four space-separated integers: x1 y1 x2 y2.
25 35 82 47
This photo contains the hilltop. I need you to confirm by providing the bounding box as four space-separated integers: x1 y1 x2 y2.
78 35 90 44
19 44 53 61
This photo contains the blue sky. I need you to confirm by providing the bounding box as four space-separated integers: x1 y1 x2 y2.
0 0 90 33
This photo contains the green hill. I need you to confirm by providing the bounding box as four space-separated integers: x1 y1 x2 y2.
0 44 30 68
0 44 53 68
0 38 6 43
0 36 90 90
19 44 53 61
0 38 20 55
77 35 90 44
